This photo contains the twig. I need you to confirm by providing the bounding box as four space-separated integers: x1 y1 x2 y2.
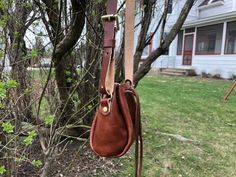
156 131 200 143
37 0 63 176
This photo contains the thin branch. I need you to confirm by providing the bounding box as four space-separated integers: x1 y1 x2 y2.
34 0 54 42
117 0 126 13
145 12 164 46
36 0 63 120
159 0 170 46
24 9 40 32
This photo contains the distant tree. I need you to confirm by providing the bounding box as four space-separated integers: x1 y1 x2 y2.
4 0 37 124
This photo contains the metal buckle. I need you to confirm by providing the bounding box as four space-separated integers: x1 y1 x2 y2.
101 14 119 31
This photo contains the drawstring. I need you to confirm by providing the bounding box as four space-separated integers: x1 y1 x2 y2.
132 89 143 177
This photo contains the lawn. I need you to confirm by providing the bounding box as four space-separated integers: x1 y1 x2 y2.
116 75 236 177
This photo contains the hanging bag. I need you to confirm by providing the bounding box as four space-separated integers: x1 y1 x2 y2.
90 1 143 177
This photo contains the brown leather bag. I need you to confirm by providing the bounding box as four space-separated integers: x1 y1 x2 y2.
90 0 143 177
90 82 140 156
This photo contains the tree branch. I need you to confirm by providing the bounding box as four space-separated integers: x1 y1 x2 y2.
133 0 155 72
54 0 86 59
134 0 195 85
159 0 170 46
34 0 54 42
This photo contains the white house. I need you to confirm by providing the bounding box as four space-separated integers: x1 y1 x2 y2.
139 0 236 78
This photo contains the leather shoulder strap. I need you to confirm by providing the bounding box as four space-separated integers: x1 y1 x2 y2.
124 0 135 84
99 0 118 95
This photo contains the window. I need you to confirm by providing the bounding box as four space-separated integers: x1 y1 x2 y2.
143 46 149 56
177 30 183 55
195 24 223 55
199 0 224 7
225 21 236 54
163 32 169 55
167 0 173 14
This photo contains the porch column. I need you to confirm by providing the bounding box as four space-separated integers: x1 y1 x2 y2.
221 22 227 55
192 27 197 57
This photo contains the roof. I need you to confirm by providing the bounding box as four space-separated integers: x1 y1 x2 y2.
199 0 224 7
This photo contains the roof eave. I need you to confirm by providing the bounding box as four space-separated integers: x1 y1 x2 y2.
183 11 236 28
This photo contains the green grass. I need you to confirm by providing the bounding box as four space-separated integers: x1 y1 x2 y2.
116 75 236 177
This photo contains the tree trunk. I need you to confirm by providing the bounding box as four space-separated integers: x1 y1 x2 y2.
41 0 86 125
79 0 106 125
8 0 32 126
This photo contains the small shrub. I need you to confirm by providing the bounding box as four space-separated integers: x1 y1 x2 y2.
212 74 222 79
201 72 211 78
230 74 236 80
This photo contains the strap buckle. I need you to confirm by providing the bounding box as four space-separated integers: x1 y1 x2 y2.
101 14 119 31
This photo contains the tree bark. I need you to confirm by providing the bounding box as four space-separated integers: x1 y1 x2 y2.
8 0 33 125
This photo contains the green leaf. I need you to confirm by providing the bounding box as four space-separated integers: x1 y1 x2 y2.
0 50 4 59
0 82 6 99
0 103 5 109
31 48 38 58
44 115 54 126
0 1 5 9
6 79 17 89
1 122 14 134
65 70 71 76
0 15 8 27
66 77 72 83
31 160 43 168
14 31 19 38
15 156 25 163
23 130 37 145
0 165 6 175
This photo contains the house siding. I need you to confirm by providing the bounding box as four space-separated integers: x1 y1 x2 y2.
152 0 199 68
199 0 233 18
175 55 236 78
136 0 236 78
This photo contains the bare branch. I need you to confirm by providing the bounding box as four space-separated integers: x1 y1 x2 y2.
34 0 54 42
133 0 155 72
54 0 86 59
134 0 195 85
159 0 170 46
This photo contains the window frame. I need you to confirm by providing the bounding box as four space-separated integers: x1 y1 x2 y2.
224 21 236 55
167 0 173 14
195 23 223 55
176 30 184 55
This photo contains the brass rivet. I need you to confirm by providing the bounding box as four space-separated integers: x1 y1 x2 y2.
102 106 108 113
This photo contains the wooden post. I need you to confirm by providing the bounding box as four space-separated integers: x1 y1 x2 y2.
223 80 236 101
